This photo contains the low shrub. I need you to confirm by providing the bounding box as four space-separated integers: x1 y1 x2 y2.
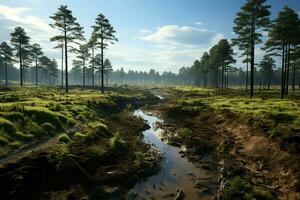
251 189 275 200
74 132 86 139
26 121 43 137
0 112 24 122
177 127 193 138
91 122 109 136
0 134 9 146
110 132 127 151
87 145 107 159
0 117 17 134
42 122 56 135
11 131 33 140
223 176 249 199
8 141 22 148
134 151 151 168
58 133 72 144
267 111 296 124
24 107 66 129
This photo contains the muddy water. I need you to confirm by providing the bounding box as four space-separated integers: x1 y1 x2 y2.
133 109 212 200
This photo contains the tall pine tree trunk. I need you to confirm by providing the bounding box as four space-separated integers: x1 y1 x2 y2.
292 59 296 92
64 29 68 93
61 42 64 88
19 45 23 86
250 19 255 98
285 43 291 96
83 60 85 87
92 46 95 87
5 58 8 86
35 57 38 86
281 41 286 99
101 39 104 93
246 54 249 91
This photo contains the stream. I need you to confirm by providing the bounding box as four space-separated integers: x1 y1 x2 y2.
133 109 212 199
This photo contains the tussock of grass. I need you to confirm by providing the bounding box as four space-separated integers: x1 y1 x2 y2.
87 145 107 159
42 122 56 135
0 117 17 133
110 132 127 150
58 133 72 144
24 106 66 129
0 134 9 146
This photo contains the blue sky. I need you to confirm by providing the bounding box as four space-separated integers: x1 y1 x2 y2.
0 0 299 73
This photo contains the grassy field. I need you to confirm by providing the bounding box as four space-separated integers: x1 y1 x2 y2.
0 86 155 156
166 86 300 140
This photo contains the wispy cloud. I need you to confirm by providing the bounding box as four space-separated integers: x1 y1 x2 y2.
0 3 59 60
194 21 202 25
142 25 222 47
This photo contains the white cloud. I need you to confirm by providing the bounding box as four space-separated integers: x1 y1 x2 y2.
142 25 222 47
139 29 152 34
0 3 60 65
194 21 203 25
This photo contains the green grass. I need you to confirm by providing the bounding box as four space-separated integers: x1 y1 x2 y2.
110 132 127 151
58 133 72 144
165 86 300 141
0 86 152 157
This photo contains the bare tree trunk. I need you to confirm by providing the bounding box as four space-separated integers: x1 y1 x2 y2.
250 19 255 98
83 59 85 87
281 41 286 99
19 45 23 86
292 59 296 92
61 42 64 88
246 54 249 91
285 43 291 96
35 57 38 86
64 28 68 93
92 46 95 87
101 39 104 93
5 58 8 86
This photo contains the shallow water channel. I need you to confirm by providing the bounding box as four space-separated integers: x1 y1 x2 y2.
133 109 212 199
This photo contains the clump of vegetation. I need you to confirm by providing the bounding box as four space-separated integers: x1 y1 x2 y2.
110 132 127 151
0 134 9 146
223 176 249 199
48 144 73 171
41 122 56 135
0 117 17 133
58 133 72 144
24 106 66 129
177 127 193 139
134 151 151 168
87 145 107 160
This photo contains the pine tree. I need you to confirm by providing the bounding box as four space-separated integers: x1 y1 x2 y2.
216 39 236 90
74 44 90 87
265 6 300 98
104 59 113 86
10 27 30 86
258 55 275 89
92 13 118 93
50 5 84 92
0 42 14 86
88 33 98 87
233 0 271 98
31 43 43 85
199 52 210 87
